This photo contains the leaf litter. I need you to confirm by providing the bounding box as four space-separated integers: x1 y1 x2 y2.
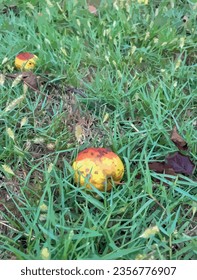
0 68 111 232
1 70 111 193
166 152 195 176
148 126 196 178
0 76 113 240
5 72 39 91
149 152 195 176
170 126 188 151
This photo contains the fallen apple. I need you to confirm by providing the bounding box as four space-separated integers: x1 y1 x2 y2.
72 147 124 191
15 52 38 70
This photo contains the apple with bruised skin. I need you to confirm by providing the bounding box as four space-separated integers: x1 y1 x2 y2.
72 147 124 191
15 52 38 70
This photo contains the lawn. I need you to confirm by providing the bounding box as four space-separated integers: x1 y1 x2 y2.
0 0 196 260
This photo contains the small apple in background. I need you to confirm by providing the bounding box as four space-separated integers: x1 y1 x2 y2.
15 52 38 70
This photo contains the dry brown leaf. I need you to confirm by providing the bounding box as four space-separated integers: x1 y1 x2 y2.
148 162 177 176
166 152 195 175
5 72 38 91
170 126 188 150
22 72 38 91
148 152 195 176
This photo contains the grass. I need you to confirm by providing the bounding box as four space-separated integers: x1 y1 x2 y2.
0 0 197 260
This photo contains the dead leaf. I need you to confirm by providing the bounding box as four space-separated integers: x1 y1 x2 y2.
148 152 195 177
22 72 38 91
171 126 187 150
5 72 38 91
88 5 97 15
166 152 195 175
148 162 176 176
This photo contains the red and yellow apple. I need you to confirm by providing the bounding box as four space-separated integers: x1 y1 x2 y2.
15 52 38 70
72 147 124 191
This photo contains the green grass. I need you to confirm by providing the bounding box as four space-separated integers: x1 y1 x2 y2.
0 0 197 260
